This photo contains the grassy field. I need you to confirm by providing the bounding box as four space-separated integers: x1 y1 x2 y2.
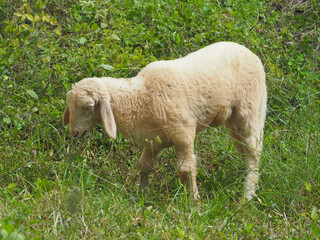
0 0 319 239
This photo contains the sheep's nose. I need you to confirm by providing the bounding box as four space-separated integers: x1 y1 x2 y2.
70 130 79 138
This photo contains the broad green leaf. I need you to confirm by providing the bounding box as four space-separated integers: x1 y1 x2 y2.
78 37 86 44
48 149 53 156
20 24 30 30
101 22 108 28
9 232 25 240
305 182 312 191
26 89 38 100
1 229 9 239
27 89 39 100
100 64 114 71
54 28 61 36
34 15 41 23
311 206 318 221
176 227 184 239
26 14 33 22
91 23 99 31
8 54 16 64
7 183 16 191
3 117 11 124
111 34 120 41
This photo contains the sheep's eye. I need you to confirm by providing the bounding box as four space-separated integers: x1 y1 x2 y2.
85 105 94 111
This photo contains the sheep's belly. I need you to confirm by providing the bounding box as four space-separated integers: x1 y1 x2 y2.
121 128 172 150
196 106 232 132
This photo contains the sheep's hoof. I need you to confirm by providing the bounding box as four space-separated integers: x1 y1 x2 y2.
193 191 201 205
139 175 150 193
193 191 200 201
243 191 256 202
139 185 148 193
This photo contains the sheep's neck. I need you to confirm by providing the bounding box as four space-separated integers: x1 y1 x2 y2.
110 83 146 136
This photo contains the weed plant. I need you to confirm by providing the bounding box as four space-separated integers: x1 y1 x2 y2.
0 0 319 239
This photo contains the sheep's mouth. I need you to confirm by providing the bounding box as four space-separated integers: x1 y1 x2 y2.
77 130 87 139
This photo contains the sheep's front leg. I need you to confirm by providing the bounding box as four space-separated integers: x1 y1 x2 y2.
139 147 158 192
176 144 200 200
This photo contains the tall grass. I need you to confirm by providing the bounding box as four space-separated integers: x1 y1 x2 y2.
0 0 319 238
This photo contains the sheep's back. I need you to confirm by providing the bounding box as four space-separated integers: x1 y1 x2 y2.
138 42 265 131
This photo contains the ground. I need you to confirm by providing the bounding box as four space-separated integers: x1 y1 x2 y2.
0 0 319 239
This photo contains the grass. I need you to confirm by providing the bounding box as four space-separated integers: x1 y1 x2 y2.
0 0 320 239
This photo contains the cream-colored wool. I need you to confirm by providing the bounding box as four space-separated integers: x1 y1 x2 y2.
63 42 267 200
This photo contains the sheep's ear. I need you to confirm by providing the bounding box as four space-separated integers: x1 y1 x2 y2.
63 106 70 126
100 97 117 139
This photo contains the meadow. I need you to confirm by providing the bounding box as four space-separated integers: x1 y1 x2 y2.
0 0 319 239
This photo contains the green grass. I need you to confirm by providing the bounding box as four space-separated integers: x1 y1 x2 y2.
0 0 320 239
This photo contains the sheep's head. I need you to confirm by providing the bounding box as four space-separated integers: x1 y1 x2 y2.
63 79 117 139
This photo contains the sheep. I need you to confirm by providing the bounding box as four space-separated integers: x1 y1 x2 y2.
63 41 267 201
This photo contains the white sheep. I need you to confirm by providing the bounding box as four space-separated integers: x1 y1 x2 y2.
63 42 267 201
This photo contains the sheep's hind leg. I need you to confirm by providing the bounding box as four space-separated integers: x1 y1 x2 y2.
139 147 158 192
228 122 264 201
176 144 200 201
